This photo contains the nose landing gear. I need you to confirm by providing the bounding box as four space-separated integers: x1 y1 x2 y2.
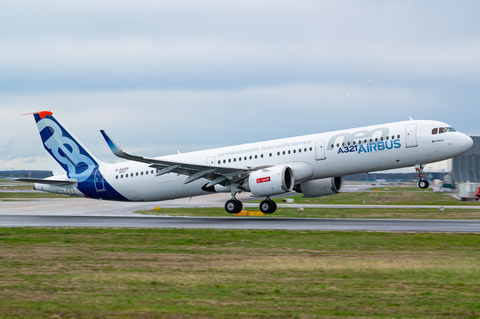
415 164 430 189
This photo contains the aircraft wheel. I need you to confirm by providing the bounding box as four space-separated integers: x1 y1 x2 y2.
418 180 429 189
225 199 243 214
260 199 277 214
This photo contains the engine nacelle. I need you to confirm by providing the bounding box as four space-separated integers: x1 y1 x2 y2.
294 177 343 198
243 166 294 196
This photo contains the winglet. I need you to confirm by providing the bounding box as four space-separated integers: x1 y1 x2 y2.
100 130 126 158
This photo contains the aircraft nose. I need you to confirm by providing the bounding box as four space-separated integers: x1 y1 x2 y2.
459 134 474 151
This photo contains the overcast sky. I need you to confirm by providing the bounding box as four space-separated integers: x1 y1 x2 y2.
1 0 479 172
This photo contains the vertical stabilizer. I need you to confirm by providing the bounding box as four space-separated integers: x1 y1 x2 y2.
29 111 104 182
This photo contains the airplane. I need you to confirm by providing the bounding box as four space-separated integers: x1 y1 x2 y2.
18 111 473 214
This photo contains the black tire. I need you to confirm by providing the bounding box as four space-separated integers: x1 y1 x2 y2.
418 180 429 189
259 199 277 214
225 199 242 214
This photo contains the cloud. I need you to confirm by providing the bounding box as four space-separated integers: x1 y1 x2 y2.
1 1 479 170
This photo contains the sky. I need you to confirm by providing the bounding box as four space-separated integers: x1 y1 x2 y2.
1 0 479 173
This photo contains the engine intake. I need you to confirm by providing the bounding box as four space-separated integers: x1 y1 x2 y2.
294 177 343 198
243 166 294 196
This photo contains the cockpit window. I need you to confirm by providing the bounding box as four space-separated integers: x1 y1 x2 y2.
432 128 438 135
446 127 456 132
439 127 447 134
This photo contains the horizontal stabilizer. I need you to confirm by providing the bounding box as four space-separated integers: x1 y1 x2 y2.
16 178 78 186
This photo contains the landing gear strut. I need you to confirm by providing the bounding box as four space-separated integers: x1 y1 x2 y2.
225 185 243 214
415 164 430 189
259 197 277 214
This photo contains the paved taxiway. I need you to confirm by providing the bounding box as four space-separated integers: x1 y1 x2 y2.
1 215 480 232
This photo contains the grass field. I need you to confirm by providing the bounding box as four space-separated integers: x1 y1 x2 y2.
0 192 69 200
0 228 479 318
266 191 480 206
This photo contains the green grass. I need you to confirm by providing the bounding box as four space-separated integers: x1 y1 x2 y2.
0 228 480 318
267 192 480 206
367 186 434 191
0 192 69 199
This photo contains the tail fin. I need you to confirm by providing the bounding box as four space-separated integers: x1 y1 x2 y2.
28 111 104 183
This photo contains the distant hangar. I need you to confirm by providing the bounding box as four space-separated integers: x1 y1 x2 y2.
452 136 480 183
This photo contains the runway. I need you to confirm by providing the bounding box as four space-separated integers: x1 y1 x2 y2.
1 215 480 232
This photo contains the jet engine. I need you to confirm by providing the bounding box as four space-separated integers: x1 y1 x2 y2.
242 166 294 196
294 177 343 198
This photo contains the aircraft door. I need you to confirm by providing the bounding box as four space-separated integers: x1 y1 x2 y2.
94 168 106 192
405 124 418 148
315 140 326 160
206 156 216 165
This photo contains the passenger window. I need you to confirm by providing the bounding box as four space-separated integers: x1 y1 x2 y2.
136 172 138 176
223 159 226 163
364 139 367 143
269 153 272 157
358 140 361 144
336 143 339 147
432 128 438 135
141 172 143 175
288 150 291 154
234 158 236 162
131 173 133 177
261 154 264 158
299 149 301 153
239 157 241 161
293 149 296 153
121 174 123 178
126 174 128 178
116 175 118 179
331 144 334 148
380 137 383 141
277 152 280 156
439 127 447 133
283 151 285 155
353 141 355 145
309 147 312 151
146 171 148 175
386 136 389 140
375 138 378 142
255 155 257 159
244 157 247 160
347 142 350 146
304 148 307 152
249 156 252 160
369 139 372 142
151 170 154 174
391 136 394 140
397 135 400 138
342 143 345 146
228 159 231 162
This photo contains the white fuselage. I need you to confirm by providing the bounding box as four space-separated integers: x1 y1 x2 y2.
67 119 471 202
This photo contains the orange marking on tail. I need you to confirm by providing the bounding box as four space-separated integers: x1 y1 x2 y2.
22 111 53 118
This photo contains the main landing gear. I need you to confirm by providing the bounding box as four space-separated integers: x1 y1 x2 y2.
224 195 278 214
415 164 430 189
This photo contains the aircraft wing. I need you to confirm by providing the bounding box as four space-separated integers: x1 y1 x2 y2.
100 130 269 186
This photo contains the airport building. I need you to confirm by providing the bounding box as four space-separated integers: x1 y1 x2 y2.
452 136 480 183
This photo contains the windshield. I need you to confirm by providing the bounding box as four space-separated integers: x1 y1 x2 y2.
445 127 456 132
